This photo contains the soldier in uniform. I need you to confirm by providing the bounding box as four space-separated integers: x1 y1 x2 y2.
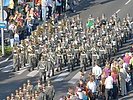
27 46 37 71
45 80 55 100
37 56 47 83
67 44 74 71
79 44 88 71
48 48 56 76
13 47 20 72
19 40 26 68
55 48 63 71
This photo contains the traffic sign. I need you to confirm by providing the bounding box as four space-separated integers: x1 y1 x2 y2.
0 21 6 28
0 10 7 20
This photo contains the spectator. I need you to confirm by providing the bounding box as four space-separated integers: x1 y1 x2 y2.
76 88 84 99
129 54 133 84
104 72 113 100
123 53 131 65
111 67 119 99
87 76 96 100
103 63 111 78
47 0 53 19
119 64 127 96
56 0 62 17
14 32 20 45
92 63 102 85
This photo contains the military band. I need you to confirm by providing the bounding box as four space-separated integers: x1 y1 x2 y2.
12 14 133 83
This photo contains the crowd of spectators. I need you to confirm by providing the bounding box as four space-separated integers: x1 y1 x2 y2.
5 0 78 47
61 52 133 100
6 1 41 47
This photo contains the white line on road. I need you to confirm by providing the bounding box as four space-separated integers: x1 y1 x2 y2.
15 69 27 75
54 72 70 82
68 72 80 84
0 54 12 64
116 9 121 13
1 64 13 69
27 70 39 77
125 0 131 5
1 69 13 72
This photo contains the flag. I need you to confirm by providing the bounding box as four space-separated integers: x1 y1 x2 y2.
86 19 94 28
3 0 10 6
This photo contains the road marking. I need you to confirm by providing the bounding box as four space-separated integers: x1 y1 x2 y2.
54 72 70 82
1 69 13 72
68 72 80 84
116 9 121 13
1 65 13 72
27 70 39 77
0 54 12 64
125 0 131 5
2 64 13 69
15 69 27 75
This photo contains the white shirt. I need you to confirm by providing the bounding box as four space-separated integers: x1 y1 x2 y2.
123 63 128 71
104 76 113 89
47 0 53 7
87 81 96 93
92 65 102 79
76 91 84 99
41 0 47 7
56 0 61 6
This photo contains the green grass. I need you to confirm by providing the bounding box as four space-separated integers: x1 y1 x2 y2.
0 46 13 56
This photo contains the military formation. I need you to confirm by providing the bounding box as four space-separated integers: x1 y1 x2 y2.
12 13 133 82
6 80 55 100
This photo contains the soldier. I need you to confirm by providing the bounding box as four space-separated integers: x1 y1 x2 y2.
79 44 88 71
19 40 26 68
38 56 47 83
48 48 56 76
45 80 55 100
27 46 37 71
55 49 63 71
67 45 74 71
73 43 80 67
13 47 20 72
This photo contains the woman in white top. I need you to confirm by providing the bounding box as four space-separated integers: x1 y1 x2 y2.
76 88 84 100
87 77 96 93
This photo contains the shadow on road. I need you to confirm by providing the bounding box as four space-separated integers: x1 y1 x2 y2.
0 72 15 82
100 0 116 4
0 76 38 99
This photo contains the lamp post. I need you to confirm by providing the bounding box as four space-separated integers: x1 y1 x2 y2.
0 0 4 56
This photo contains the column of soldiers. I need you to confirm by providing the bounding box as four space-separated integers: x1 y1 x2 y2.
6 80 55 100
13 13 133 82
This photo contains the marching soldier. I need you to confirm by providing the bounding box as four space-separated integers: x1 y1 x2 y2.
37 56 47 83
13 47 20 72
79 44 88 71
19 40 26 68
55 48 63 71
67 45 74 71
27 46 37 71
45 80 55 100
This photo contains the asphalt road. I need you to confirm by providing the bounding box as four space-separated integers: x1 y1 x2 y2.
0 0 133 100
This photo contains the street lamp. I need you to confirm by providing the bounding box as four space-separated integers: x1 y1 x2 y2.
0 0 4 56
